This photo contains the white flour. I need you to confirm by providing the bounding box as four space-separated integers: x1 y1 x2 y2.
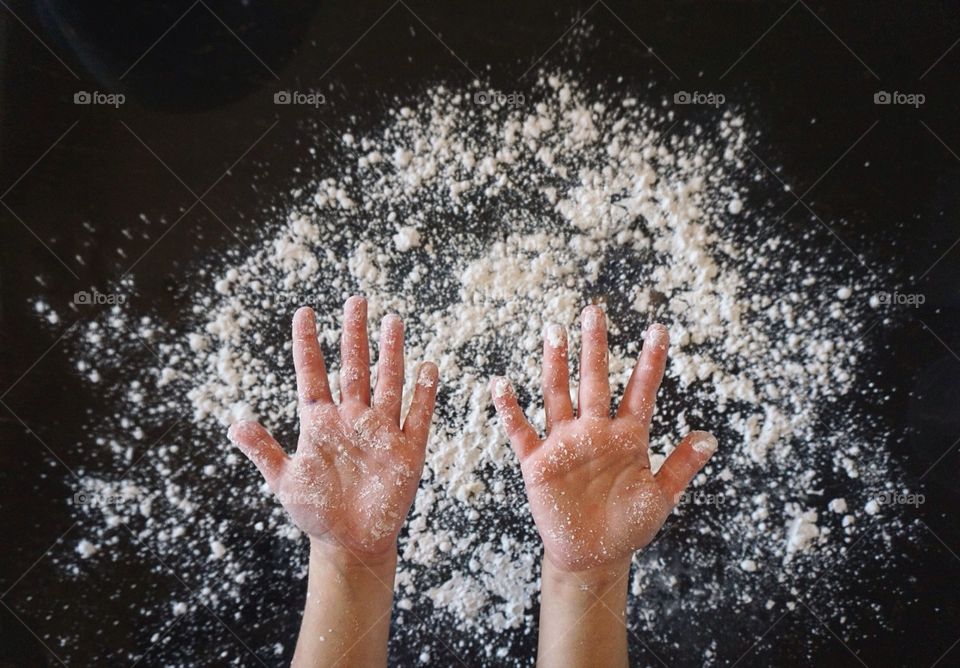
44 73 910 664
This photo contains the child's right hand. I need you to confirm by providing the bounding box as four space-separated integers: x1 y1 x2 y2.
491 305 717 576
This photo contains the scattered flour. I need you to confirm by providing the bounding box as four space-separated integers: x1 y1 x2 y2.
41 71 910 664
828 497 849 514
784 505 821 563
75 539 98 559
392 225 422 252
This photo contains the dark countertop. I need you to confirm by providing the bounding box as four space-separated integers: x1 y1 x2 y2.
2 1 959 666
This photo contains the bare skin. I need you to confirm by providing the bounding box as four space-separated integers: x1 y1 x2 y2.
229 296 438 668
492 304 717 668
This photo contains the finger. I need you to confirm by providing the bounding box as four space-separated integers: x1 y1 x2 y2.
617 323 669 423
490 376 539 460
339 295 371 405
373 314 405 425
542 323 573 433
227 421 288 488
577 305 611 418
402 362 439 449
655 431 718 505
292 307 333 405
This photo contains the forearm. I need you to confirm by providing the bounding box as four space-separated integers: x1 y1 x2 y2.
537 556 632 668
293 539 397 668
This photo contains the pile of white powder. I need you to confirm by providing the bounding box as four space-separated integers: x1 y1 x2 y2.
39 73 912 664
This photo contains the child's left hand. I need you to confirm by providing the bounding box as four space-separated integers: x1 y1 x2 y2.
229 296 438 561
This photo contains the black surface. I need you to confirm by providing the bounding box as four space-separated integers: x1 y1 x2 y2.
1 1 959 666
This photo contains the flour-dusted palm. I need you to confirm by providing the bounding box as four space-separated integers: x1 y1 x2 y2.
228 296 438 559
491 305 717 572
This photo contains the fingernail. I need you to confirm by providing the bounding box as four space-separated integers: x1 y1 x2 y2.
691 431 718 456
382 313 403 342
295 307 316 332
491 376 512 399
344 296 366 325
582 305 604 330
417 363 437 387
645 323 668 343
544 323 565 348
345 295 366 313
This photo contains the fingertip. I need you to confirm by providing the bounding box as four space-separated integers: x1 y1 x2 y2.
581 304 605 330
382 312 403 331
490 375 513 401
417 361 439 387
379 314 404 351
643 322 670 348
343 295 367 327
293 306 316 334
345 294 366 311
543 323 566 348
228 420 266 456
227 421 287 484
646 321 668 336
690 430 718 457
227 419 251 443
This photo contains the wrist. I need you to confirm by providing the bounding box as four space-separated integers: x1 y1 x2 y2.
538 553 632 668
541 553 632 593
309 537 398 578
297 538 397 668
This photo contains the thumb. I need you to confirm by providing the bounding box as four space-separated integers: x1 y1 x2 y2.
655 431 717 505
227 420 288 488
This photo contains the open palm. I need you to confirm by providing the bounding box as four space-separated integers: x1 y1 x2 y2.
492 306 716 572
229 296 438 559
